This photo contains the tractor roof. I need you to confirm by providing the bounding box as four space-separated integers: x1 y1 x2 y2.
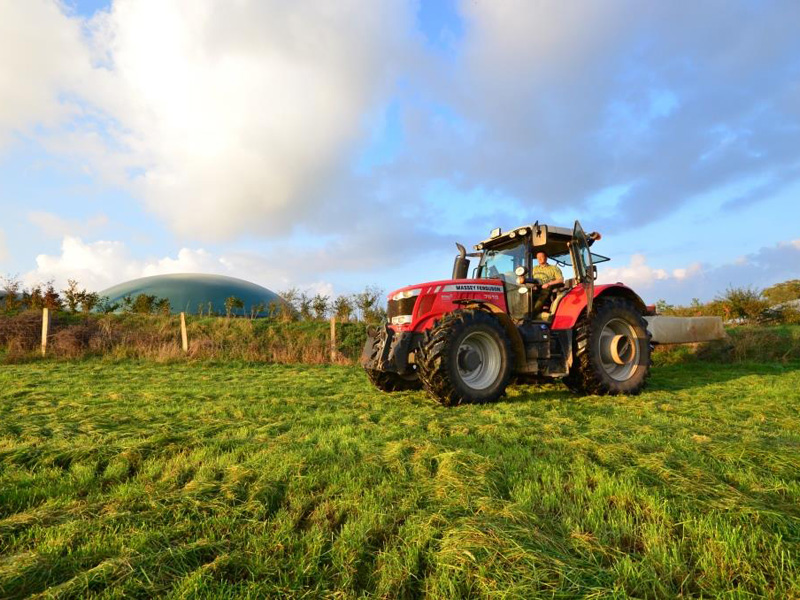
475 223 573 252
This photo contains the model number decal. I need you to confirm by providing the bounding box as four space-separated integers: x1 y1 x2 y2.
443 284 504 293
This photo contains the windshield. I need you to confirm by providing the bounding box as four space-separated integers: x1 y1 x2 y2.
478 240 526 285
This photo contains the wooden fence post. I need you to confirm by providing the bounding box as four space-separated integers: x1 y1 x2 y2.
330 316 337 363
41 307 49 357
180 312 188 353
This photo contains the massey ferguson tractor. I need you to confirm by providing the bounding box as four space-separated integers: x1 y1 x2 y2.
362 221 725 406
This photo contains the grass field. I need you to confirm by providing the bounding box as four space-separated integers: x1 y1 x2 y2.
1 357 799 598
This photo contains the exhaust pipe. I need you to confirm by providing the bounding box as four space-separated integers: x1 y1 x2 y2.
452 243 470 279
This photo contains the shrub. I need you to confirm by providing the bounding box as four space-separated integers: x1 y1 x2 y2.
716 286 768 321
0 311 369 364
763 279 800 305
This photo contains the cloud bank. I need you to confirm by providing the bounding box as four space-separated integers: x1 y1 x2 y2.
1 1 799 297
600 239 800 303
2 0 413 240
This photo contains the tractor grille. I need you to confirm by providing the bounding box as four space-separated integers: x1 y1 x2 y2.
387 296 417 319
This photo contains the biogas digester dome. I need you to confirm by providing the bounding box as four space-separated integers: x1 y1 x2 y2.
99 274 282 316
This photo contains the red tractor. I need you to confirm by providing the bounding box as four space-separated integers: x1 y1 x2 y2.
362 221 675 405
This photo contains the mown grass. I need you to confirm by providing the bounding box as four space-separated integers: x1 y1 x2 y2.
1 359 799 598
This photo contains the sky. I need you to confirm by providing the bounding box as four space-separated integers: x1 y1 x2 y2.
0 0 799 304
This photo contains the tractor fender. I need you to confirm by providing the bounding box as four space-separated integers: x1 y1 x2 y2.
551 284 647 331
440 301 527 371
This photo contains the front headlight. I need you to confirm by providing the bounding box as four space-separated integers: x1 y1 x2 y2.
392 288 421 301
391 315 413 325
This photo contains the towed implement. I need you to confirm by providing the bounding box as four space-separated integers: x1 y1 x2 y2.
362 221 725 406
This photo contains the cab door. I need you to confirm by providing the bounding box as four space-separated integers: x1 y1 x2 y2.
572 220 595 314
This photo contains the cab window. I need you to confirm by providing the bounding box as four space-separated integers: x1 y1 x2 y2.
479 241 526 285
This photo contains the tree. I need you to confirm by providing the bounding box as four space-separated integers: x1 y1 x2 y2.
311 294 330 321
655 299 675 315
298 293 313 321
225 296 244 318
97 296 119 314
43 282 62 310
81 291 100 314
1 275 22 313
278 288 300 321
353 285 384 323
63 279 82 313
716 286 768 321
25 283 45 310
250 302 266 319
155 298 171 316
267 300 284 320
131 293 157 314
332 295 354 322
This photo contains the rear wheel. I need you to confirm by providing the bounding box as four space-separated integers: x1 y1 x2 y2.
563 298 651 395
417 309 513 406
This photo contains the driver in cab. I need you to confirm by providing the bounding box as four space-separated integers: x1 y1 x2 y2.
531 251 563 313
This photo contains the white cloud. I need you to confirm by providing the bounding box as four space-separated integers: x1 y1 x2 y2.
0 0 90 150
598 238 800 303
27 236 141 291
1 0 413 240
598 254 669 288
23 236 337 296
671 263 703 280
141 248 220 278
28 211 109 238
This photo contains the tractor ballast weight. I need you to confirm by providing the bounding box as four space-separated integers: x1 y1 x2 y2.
362 221 725 405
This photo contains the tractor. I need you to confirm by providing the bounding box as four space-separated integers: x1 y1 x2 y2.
361 221 724 405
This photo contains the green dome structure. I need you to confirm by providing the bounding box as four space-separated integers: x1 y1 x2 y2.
99 273 283 316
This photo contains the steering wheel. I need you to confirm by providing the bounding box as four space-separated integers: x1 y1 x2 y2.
523 277 543 289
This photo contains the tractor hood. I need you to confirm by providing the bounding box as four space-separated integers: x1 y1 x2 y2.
386 278 507 331
388 278 505 300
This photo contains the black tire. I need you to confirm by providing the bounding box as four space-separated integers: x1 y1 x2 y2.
417 309 513 406
365 368 421 392
563 298 651 395
364 329 421 392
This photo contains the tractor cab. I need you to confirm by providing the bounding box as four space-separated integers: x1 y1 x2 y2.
472 221 607 321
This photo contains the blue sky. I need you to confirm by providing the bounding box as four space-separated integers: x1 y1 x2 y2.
1 0 799 303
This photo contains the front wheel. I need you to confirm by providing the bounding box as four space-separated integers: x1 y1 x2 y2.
563 298 651 395
417 310 513 406
365 369 421 392
363 327 422 392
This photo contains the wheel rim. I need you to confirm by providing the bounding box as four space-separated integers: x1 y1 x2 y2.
457 331 502 390
598 318 640 382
